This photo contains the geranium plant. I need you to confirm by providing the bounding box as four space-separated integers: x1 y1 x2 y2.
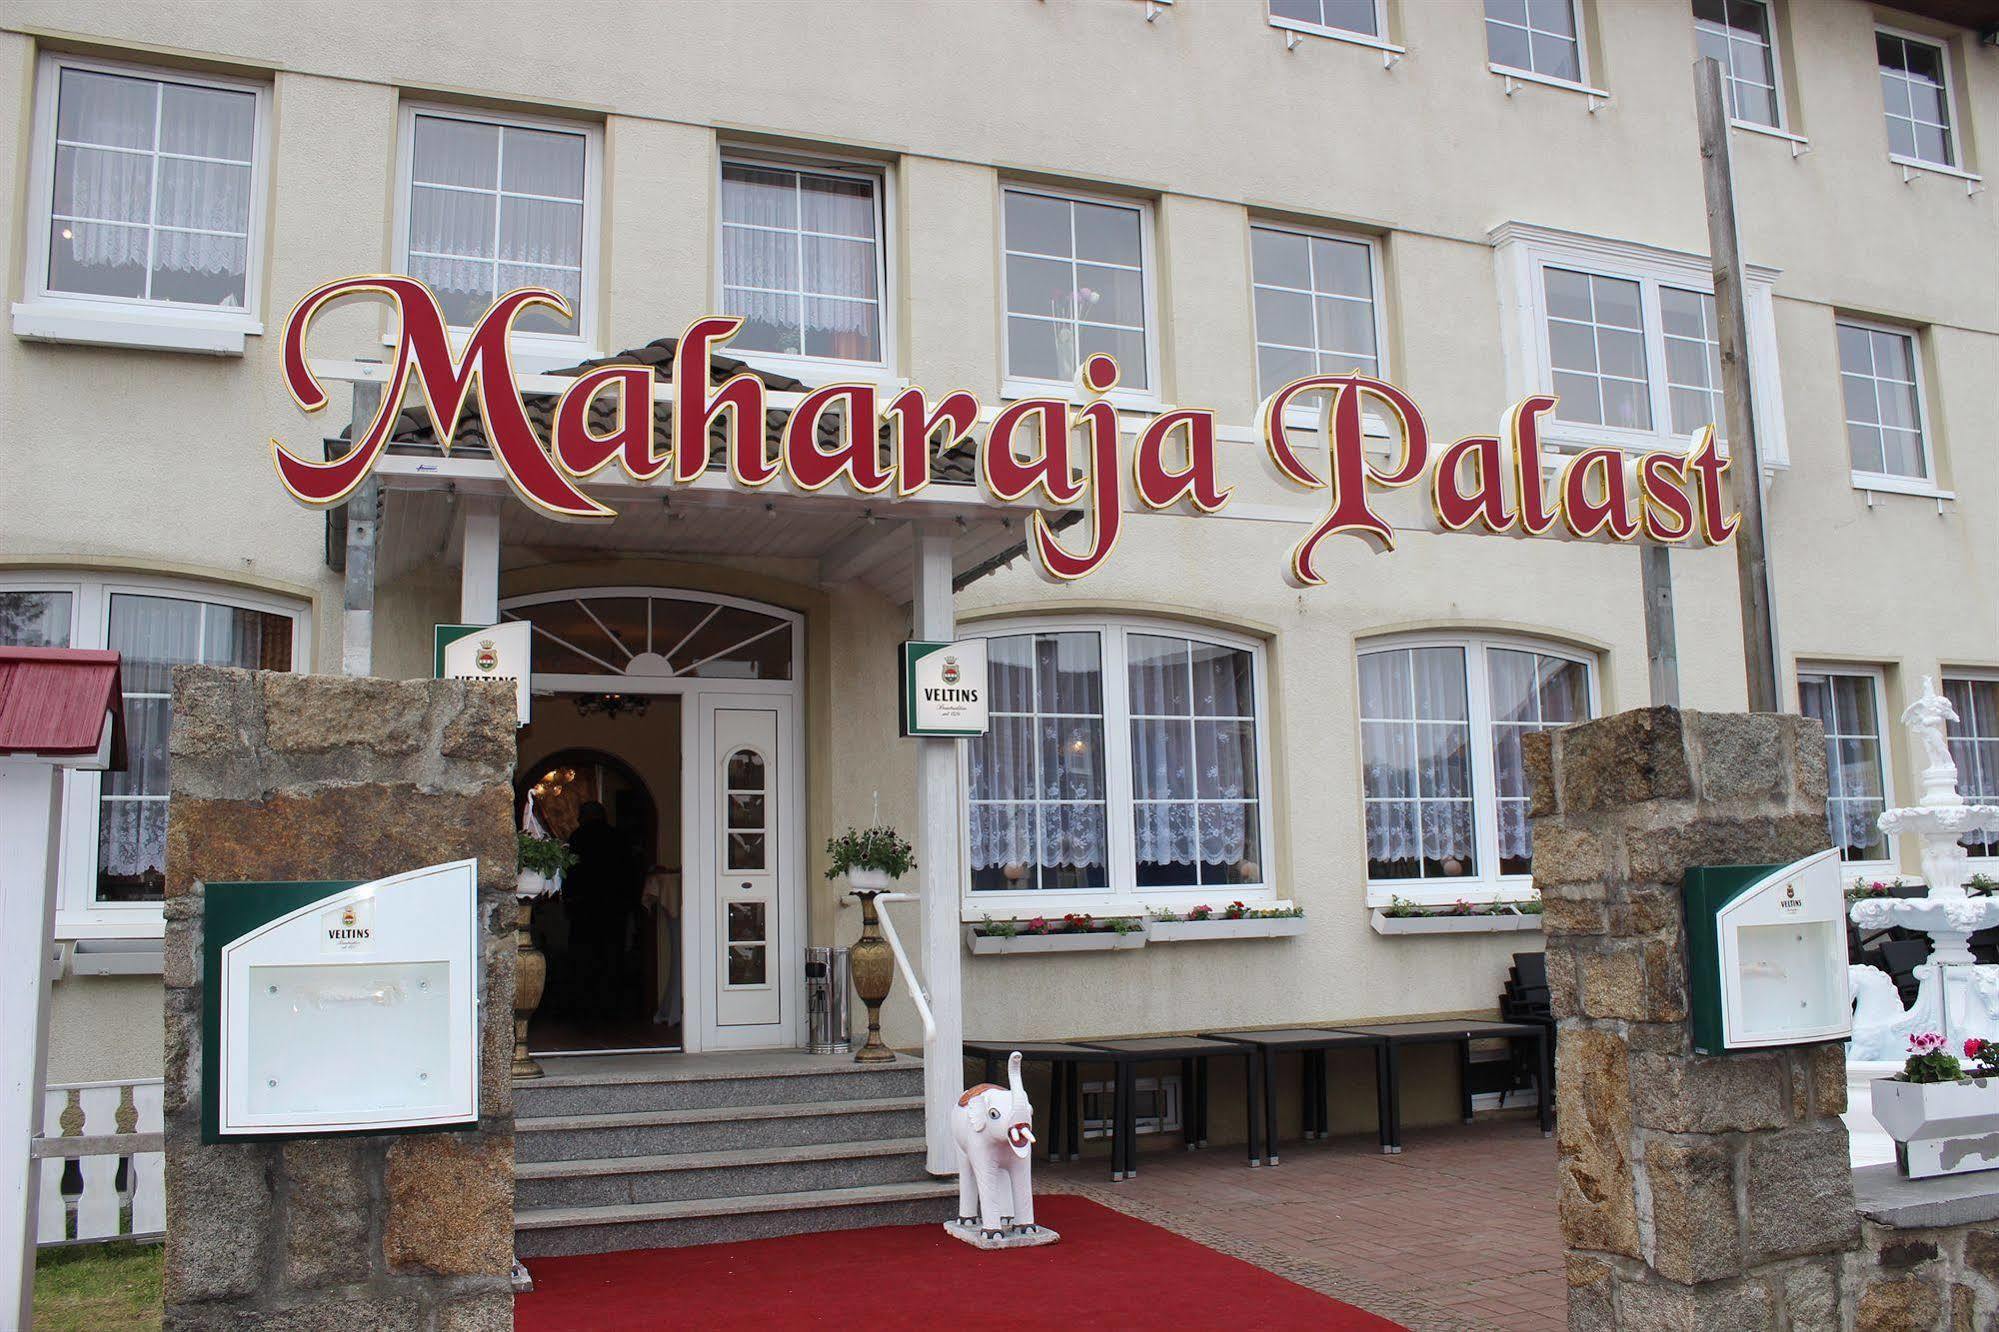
823 825 916 882
1902 1032 1964 1084
517 829 578 879
1966 1037 1999 1079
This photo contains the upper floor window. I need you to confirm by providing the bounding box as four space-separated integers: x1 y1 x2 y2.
1798 667 1892 867
964 620 1270 903
1945 675 1999 860
1250 222 1382 403
1836 318 1930 484
1359 634 1594 902
1491 224 1788 459
1484 0 1583 85
0 575 305 937
720 156 886 370
1268 0 1384 40
1694 0 1782 129
1877 30 1956 170
1001 186 1156 398
19 55 268 349
397 105 596 342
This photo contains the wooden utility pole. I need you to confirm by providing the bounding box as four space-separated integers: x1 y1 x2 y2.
1642 545 1680 706
1695 56 1781 714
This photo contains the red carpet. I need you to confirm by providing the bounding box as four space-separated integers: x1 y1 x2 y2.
515 1193 1403 1330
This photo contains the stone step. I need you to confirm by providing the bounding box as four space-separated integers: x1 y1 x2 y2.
514 1095 926 1162
513 1180 959 1258
513 1059 924 1118
514 1137 933 1210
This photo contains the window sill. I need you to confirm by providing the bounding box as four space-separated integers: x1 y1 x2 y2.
727 349 906 391
964 889 1273 922
1267 16 1405 58
1000 377 1162 414
382 328 596 377
1889 155 1983 187
55 913 165 943
12 301 260 355
1853 473 1953 502
1732 119 1809 148
1371 909 1544 936
1488 64 1611 104
1365 884 1536 910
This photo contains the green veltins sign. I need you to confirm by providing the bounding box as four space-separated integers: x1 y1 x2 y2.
1684 847 1851 1056
900 640 989 738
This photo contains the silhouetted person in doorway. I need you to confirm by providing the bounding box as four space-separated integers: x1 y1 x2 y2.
565 801 627 1022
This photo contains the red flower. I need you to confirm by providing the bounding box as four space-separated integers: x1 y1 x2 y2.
1969 1039 1988 1060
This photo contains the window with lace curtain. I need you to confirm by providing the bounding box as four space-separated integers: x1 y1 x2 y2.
720 156 887 370
963 620 1270 903
1359 634 1594 903
0 576 304 935
396 105 597 341
25 55 266 318
1798 666 1894 867
1944 674 1998 862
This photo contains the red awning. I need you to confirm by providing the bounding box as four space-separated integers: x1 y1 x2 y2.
0 647 126 770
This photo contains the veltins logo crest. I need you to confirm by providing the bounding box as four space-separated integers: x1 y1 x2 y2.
1780 883 1801 913
340 904 357 928
942 656 960 686
475 639 499 673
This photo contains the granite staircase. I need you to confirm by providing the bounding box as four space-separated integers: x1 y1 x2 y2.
512 1052 955 1257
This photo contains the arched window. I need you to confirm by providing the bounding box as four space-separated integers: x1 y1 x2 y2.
503 591 796 681
1358 632 1596 904
962 617 1271 904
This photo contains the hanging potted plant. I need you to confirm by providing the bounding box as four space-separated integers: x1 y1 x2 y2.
511 806 576 1080
517 827 577 900
1872 1033 1999 1178
824 825 915 891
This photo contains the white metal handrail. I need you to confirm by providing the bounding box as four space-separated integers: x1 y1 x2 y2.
870 892 935 1045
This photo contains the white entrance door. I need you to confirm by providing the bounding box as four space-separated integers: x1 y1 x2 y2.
701 701 795 1044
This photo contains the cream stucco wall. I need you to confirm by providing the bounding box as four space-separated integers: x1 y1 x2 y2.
1 1 1993 1068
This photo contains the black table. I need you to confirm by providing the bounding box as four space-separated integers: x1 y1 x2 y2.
1328 1019 1554 1151
1078 1036 1263 1176
1199 1029 1388 1164
961 1039 1103 1172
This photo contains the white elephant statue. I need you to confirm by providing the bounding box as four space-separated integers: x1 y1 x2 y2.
944 1051 1059 1249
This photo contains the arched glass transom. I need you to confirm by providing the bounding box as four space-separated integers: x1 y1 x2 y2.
503 591 796 681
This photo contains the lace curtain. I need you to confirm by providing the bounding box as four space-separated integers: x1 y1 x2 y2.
721 163 880 361
1800 674 1890 860
967 633 1108 874
1129 636 1257 868
1360 647 1475 867
52 69 254 303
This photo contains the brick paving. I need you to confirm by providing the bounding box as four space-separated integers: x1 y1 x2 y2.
1042 1118 1564 1331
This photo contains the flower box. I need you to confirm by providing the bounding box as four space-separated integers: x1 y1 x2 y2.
963 925 1147 956
1144 917 1306 943
1369 909 1543 936
1872 1076 1999 1178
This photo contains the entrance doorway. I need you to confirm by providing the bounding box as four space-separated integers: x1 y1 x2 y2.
504 588 806 1053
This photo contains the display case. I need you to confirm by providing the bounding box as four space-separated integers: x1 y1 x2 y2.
1685 847 1850 1055
202 860 481 1140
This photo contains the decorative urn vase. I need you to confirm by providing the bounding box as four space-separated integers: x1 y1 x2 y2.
512 882 555 1080
1872 1076 1999 1178
848 887 897 1063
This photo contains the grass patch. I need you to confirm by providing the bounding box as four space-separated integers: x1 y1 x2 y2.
34 1241 162 1332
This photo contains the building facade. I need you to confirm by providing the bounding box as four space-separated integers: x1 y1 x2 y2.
1 0 1993 1120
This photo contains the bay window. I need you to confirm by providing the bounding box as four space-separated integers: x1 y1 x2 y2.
16 54 269 353
1797 667 1893 867
1944 674 1999 861
1359 634 1595 903
0 576 305 936
396 104 597 356
964 620 1270 908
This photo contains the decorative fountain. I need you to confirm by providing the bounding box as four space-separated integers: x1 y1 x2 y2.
1842 679 1999 1167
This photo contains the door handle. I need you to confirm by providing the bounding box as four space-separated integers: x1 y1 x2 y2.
740 882 752 891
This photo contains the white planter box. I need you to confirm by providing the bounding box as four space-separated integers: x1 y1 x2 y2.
1872 1076 1999 1178
1144 917 1306 943
1370 909 1543 936
963 925 1146 955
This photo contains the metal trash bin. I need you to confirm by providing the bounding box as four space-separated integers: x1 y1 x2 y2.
806 945 852 1055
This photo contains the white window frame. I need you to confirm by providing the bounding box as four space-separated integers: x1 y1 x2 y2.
1265 0 1404 56
1248 218 1390 430
999 183 1162 410
1694 0 1791 135
1797 663 1898 877
1836 314 1939 497
1358 631 1600 908
713 145 899 387
13 52 271 356
955 616 1277 920
1944 669 1999 870
391 101 603 375
0 573 309 940
1484 0 1606 98
1490 222 1788 463
1876 25 1963 175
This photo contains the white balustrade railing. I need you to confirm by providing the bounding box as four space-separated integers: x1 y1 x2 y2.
873 893 935 1046
33 1080 164 1246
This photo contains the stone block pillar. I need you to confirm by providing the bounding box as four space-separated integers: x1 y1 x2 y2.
162 669 519 1331
1528 707 1860 1328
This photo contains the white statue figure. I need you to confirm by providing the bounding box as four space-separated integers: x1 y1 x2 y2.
1905 677 1961 808
944 1051 1059 1249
